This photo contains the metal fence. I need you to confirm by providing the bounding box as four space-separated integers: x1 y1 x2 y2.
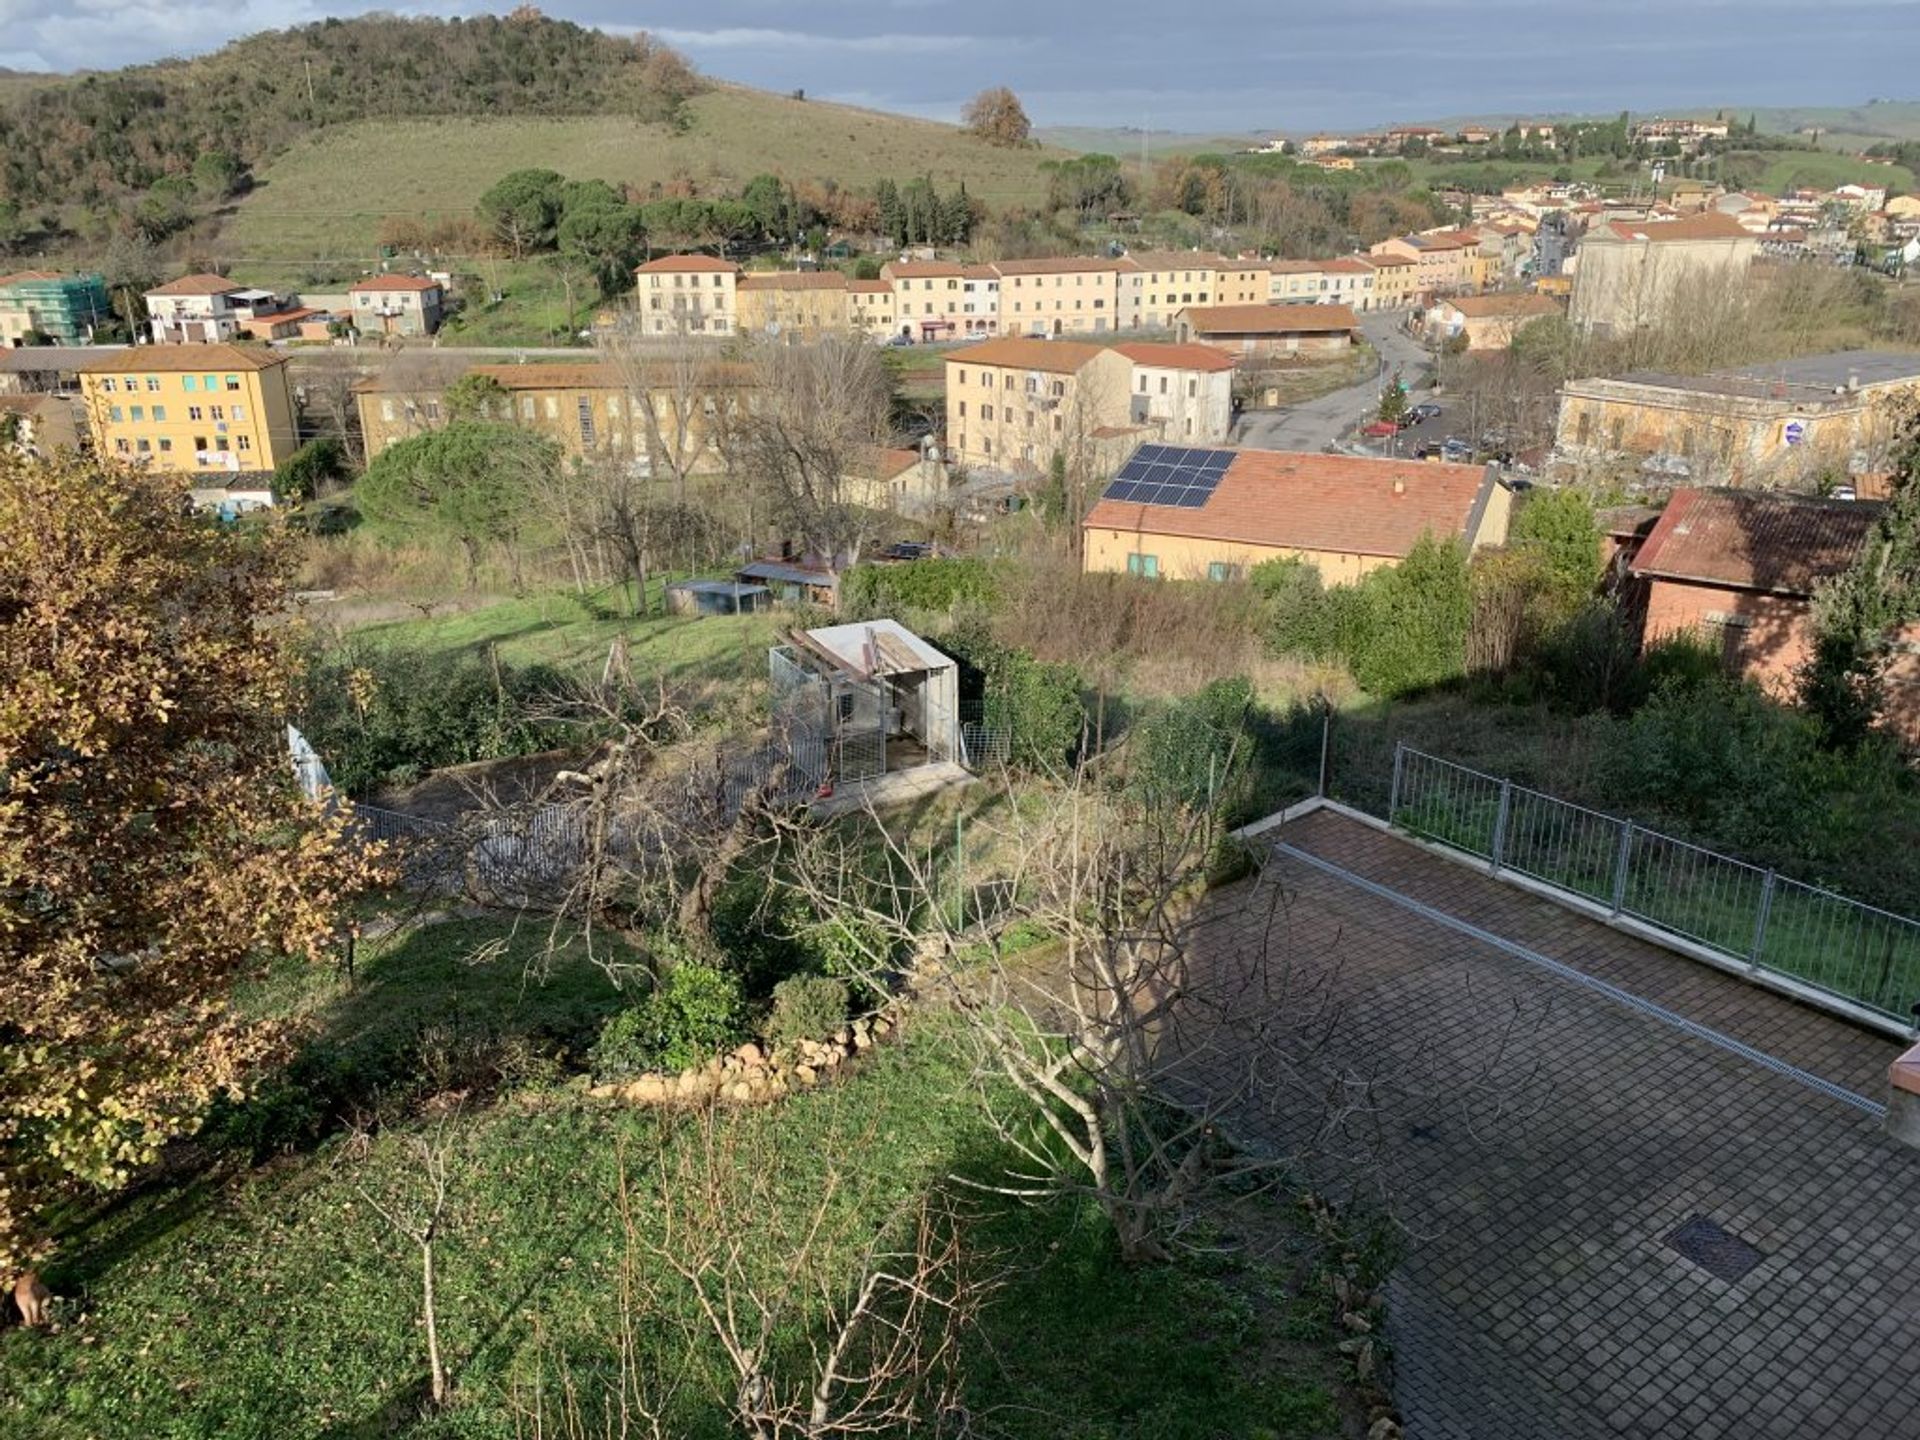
1384 743 1920 1028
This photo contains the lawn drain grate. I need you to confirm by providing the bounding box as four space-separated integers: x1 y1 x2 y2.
1666 1215 1764 1282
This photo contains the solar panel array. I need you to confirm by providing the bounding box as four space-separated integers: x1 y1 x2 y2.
1100 444 1236 509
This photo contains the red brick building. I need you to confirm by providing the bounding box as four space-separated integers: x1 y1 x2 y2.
1631 487 1920 736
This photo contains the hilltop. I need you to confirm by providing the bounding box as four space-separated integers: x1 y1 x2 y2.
224 85 1063 263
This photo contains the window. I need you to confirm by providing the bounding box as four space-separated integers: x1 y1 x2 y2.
1159 377 1169 395
108 405 123 422
145 377 161 392
136 439 151 454
577 396 596 447
380 399 395 422
101 378 117 393
114 438 129 453
122 377 137 391
1207 561 1244 584
188 406 204 422
982 404 994 421
520 397 535 420
193 436 209 452
152 405 166 421
204 376 218 391
157 438 172 453
232 404 247 422
1126 553 1160 579
957 369 965 385
236 435 252 452
958 401 967 417
210 406 225 421
130 405 145 421
1187 380 1197 398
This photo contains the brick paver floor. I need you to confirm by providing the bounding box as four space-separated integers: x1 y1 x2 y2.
1179 808 1920 1440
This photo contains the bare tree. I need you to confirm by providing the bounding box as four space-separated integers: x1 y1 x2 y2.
771 768 1351 1265
725 336 893 568
642 1111 986 1439
353 1124 461 1409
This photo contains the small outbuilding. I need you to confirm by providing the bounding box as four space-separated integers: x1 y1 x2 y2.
665 579 772 616
769 619 961 783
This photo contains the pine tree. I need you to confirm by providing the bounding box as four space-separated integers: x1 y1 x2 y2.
875 178 901 245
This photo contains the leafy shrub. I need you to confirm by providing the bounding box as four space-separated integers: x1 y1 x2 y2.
301 642 572 795
841 558 999 618
1130 676 1255 811
764 975 851 1052
941 625 1085 771
587 962 745 1079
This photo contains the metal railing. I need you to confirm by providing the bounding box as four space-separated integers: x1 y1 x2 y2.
1384 743 1920 1028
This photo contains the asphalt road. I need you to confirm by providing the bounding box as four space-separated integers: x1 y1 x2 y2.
1232 310 1433 453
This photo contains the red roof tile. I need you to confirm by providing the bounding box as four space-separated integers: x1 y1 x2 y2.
1183 302 1357 335
636 254 741 274
1085 447 1494 559
882 261 967 279
990 257 1128 276
1594 213 1756 244
1631 487 1880 598
1114 342 1237 373
146 273 244 297
948 337 1106 375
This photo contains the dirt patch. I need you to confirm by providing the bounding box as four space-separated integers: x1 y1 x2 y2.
369 746 590 822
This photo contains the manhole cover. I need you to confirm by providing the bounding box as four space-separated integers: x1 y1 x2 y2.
1666 1215 1764 1282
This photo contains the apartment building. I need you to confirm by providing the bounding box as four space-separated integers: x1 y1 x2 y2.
348 274 445 338
1369 233 1479 296
77 344 297 476
1321 258 1378 311
1268 260 1332 304
849 279 897 340
0 271 110 346
633 255 741 336
1115 343 1236 445
1126 252 1231 329
883 260 973 341
1569 213 1759 335
1367 254 1420 308
737 271 853 339
353 354 748 467
1426 292 1560 350
944 338 1133 472
993 257 1128 337
143 274 250 343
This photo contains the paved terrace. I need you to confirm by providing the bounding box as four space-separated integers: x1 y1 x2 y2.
1184 808 1920 1440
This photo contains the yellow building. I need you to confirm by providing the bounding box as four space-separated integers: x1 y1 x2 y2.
353 354 748 468
1367 253 1420 307
1083 446 1512 584
883 261 974 342
1267 260 1331 303
76 344 297 476
944 337 1134 472
992 257 1128 337
1125 251 1232 329
736 271 852 339
849 279 898 340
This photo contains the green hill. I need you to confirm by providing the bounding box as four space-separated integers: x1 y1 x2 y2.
224 85 1063 262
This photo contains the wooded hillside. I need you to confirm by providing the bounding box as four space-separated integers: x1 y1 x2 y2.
0 13 700 207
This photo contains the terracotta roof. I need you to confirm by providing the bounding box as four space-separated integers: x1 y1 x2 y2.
145 273 245 298
1085 446 1495 559
1267 259 1326 275
738 271 848 291
1114 342 1237 373
1443 293 1560 319
636 254 741 274
74 343 285 374
0 270 66 285
241 306 327 326
1323 257 1376 274
349 273 442 293
882 261 967 279
1631 488 1880 598
863 447 922 481
1128 250 1231 271
962 264 1001 281
1368 253 1418 268
848 279 892 294
948 337 1107 374
1182 302 1358 335
990 257 1128 276
1595 213 1755 244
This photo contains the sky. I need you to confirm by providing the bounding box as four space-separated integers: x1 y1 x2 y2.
2 0 1918 132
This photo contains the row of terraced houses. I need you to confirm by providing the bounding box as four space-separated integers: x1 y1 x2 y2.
629 238 1507 343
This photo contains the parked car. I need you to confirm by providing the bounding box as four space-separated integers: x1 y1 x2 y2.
1396 412 1421 430
1441 438 1473 461
1414 442 1446 460
1412 403 1443 421
1360 420 1399 439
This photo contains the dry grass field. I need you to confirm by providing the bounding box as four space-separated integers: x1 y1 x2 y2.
221 86 1065 261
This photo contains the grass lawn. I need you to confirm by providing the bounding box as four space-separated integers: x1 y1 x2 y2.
0 917 1348 1439
344 588 779 684
223 88 1062 262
